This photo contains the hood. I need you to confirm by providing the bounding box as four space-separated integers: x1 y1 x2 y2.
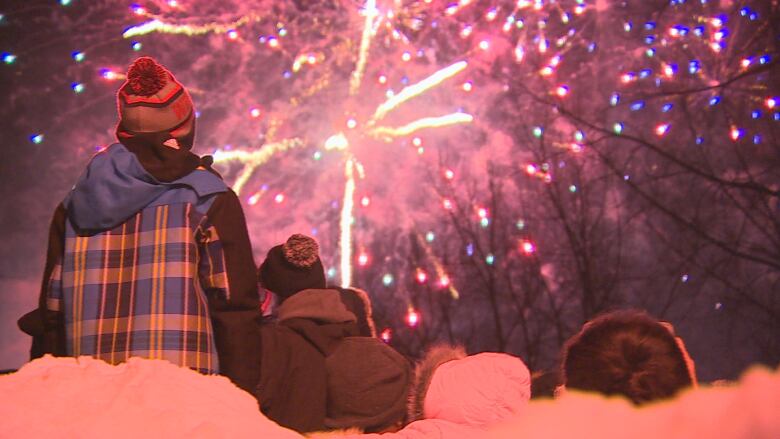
277 289 358 356
412 347 532 429
409 345 467 423
64 143 226 232
325 337 411 432
277 289 356 324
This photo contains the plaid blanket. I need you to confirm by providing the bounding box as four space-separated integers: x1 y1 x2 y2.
46 200 229 374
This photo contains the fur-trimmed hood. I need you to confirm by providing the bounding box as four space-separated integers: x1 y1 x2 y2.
409 346 532 428
408 345 467 423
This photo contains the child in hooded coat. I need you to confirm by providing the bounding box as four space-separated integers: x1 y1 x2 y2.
253 234 410 433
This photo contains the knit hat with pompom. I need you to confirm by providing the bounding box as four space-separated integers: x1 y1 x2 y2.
116 57 195 140
259 234 327 301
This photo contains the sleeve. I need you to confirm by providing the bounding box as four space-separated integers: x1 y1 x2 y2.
21 203 68 359
197 189 263 389
258 325 327 433
198 189 260 309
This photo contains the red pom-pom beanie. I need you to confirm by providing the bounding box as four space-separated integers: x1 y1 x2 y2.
116 57 194 140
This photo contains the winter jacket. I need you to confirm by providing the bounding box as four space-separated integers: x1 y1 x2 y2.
256 289 357 432
256 289 410 433
314 347 531 439
20 140 262 391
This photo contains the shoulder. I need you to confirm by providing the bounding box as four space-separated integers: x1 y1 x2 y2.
260 322 316 351
178 168 228 197
332 336 401 355
205 188 244 213
79 143 133 173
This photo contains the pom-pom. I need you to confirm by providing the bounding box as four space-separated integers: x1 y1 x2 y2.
126 57 168 96
283 234 320 268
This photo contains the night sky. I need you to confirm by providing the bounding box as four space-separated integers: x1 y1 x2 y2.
1 0 778 380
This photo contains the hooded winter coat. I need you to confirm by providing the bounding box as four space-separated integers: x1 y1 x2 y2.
313 346 531 439
255 289 358 432
256 289 409 433
19 138 262 392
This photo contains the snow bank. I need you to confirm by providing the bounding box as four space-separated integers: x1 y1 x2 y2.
490 366 780 439
2 356 779 438
0 355 301 439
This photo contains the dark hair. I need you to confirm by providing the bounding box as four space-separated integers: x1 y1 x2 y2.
561 309 693 405
530 369 559 399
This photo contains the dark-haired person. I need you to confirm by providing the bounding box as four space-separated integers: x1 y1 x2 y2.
558 309 698 405
17 57 262 392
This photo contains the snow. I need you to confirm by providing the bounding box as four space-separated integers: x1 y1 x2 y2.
0 355 302 439
2 356 779 438
490 366 780 439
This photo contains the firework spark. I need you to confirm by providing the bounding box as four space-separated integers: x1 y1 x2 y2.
212 138 303 194
339 157 365 287
148 0 475 289
328 6 472 288
122 16 254 38
349 0 381 95
368 112 474 141
369 61 468 124
416 232 460 299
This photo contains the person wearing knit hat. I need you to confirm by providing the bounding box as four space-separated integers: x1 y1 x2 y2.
254 234 410 433
259 234 327 301
19 57 264 397
115 56 202 181
117 56 195 146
